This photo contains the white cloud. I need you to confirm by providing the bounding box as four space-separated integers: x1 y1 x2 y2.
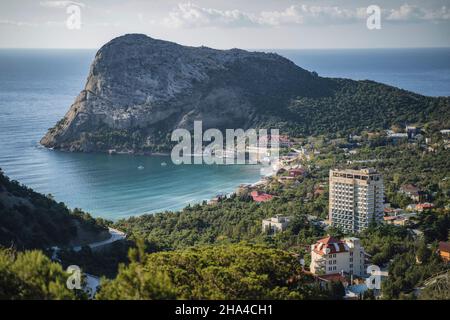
163 2 258 28
0 19 38 27
387 4 450 22
162 3 368 28
162 2 450 29
39 1 85 9
259 5 367 26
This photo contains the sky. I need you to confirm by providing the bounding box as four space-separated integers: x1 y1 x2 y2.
0 0 449 49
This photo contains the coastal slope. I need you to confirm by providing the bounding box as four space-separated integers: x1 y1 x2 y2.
0 170 110 249
41 34 450 153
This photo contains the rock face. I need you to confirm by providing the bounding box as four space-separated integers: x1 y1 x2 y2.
41 33 449 153
40 34 325 153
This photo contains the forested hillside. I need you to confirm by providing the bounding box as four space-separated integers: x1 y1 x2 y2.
0 170 109 249
281 79 450 137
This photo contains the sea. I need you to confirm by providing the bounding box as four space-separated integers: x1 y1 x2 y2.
0 47 449 220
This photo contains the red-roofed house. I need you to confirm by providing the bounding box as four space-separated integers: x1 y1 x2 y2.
310 236 367 277
438 241 450 263
416 203 435 211
316 273 350 286
383 216 397 224
250 191 273 203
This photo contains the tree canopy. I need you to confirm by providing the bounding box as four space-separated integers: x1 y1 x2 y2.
97 243 326 300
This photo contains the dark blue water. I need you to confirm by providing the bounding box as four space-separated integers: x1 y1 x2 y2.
0 48 449 219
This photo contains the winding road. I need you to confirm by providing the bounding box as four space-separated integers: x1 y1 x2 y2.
50 227 127 299
73 227 126 252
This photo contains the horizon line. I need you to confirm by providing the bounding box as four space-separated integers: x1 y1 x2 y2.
0 46 449 51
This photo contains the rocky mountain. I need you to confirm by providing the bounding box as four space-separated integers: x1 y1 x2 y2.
41 34 450 153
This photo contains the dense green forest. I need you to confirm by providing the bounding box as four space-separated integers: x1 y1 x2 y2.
382 241 448 299
58 240 132 279
115 196 324 252
0 248 81 299
281 80 450 137
0 170 109 249
97 243 334 300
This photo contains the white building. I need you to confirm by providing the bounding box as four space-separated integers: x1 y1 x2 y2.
262 215 291 234
310 236 367 277
329 168 384 233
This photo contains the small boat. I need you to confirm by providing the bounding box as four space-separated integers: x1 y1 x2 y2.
161 162 167 166
137 165 144 170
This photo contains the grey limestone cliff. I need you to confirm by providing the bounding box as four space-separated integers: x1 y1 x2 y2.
41 34 322 153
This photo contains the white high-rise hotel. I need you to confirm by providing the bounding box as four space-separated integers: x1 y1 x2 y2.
329 168 384 233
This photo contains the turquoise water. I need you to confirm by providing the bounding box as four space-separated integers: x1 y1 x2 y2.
0 48 449 219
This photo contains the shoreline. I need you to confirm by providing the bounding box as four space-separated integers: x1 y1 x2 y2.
38 143 290 220
41 145 172 157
